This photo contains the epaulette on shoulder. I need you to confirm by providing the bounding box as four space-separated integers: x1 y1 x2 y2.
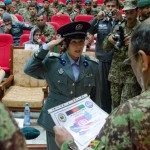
84 55 99 64
49 52 60 58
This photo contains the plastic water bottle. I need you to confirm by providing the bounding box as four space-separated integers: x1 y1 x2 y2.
24 102 30 126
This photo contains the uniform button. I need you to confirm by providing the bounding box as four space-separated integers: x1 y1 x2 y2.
58 80 60 84
70 91 73 94
89 84 91 87
72 83 75 86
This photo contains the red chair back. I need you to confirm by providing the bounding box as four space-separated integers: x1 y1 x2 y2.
59 0 66 4
0 34 13 72
14 14 24 22
98 0 103 5
51 14 71 27
0 21 3 26
75 15 94 22
46 21 60 31
19 34 46 46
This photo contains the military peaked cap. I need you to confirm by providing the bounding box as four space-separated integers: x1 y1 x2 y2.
122 0 137 11
137 0 150 8
57 21 91 39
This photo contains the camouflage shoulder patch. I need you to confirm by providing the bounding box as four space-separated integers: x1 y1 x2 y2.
84 55 99 64
49 52 60 58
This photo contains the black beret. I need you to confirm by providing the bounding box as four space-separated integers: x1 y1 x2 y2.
21 127 40 140
57 21 91 39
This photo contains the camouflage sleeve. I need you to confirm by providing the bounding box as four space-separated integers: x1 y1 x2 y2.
45 24 55 43
102 25 118 51
0 102 27 150
96 97 150 149
58 7 65 14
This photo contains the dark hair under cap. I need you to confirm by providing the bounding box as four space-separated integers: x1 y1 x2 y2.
57 21 91 39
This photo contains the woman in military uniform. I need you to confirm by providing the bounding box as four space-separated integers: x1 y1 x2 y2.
24 21 101 150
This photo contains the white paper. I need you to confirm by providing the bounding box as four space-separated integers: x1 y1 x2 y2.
15 118 24 129
48 94 108 150
25 44 39 51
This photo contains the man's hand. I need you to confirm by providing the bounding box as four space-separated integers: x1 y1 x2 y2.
112 9 122 21
124 35 131 46
53 126 74 148
5 24 11 33
97 11 105 20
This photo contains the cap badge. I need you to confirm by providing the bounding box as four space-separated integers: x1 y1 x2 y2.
75 24 83 30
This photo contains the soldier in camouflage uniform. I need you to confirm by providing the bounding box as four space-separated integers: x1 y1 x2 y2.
137 0 150 22
92 0 102 12
57 0 79 22
0 2 18 22
81 0 98 16
53 18 150 150
4 0 14 14
34 13 55 43
39 0 55 22
73 0 84 14
103 0 141 109
0 102 27 150
12 0 26 14
50 0 65 11
23 3 37 25
18 0 31 19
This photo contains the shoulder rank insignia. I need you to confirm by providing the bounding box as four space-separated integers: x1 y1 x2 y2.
49 52 60 58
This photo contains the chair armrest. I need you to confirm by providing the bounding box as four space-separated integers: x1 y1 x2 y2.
0 75 14 90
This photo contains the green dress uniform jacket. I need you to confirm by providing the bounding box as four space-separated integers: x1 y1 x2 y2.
24 46 101 133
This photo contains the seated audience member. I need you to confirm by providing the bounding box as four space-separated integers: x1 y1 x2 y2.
4 0 14 14
92 0 102 12
34 13 55 43
81 0 98 16
0 13 32 46
53 18 150 150
73 0 84 14
23 3 37 25
0 2 18 22
18 0 31 19
50 0 65 12
57 0 79 22
39 0 55 22
23 27 44 46
31 0 43 12
137 0 150 22
12 0 26 14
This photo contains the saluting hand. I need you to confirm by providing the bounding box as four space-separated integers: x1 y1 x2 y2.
47 38 64 48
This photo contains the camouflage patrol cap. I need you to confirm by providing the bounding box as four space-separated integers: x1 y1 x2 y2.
137 0 150 8
57 21 91 39
122 0 137 11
